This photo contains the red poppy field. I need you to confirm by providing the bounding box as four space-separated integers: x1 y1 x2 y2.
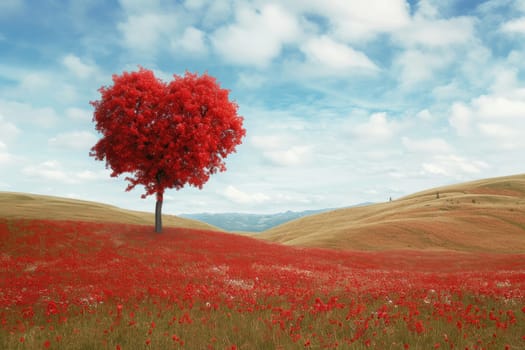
1 218 524 349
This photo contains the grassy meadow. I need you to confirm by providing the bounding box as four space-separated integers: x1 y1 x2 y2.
1 174 525 349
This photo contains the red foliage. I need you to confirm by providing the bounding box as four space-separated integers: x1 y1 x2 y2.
90 67 245 201
1 218 525 347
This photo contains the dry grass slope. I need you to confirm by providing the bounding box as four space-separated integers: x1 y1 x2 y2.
0 192 219 231
258 174 525 253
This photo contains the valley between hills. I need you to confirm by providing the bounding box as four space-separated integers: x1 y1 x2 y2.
1 173 524 253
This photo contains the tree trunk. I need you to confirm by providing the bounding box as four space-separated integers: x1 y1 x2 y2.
155 198 163 233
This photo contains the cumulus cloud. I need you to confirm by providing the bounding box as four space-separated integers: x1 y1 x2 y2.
501 17 525 34
0 141 13 164
402 137 452 154
422 155 489 178
23 161 71 183
394 48 454 87
415 109 434 121
251 134 312 166
222 185 270 204
48 131 98 151
19 72 50 91
0 114 20 143
449 102 472 136
299 36 378 74
237 72 268 89
0 99 58 128
118 10 177 52
66 107 92 121
352 113 399 141
62 54 98 79
172 26 208 55
23 160 108 184
287 0 410 43
211 3 300 67
395 16 476 48
263 146 312 167
251 135 288 150
449 93 525 149
390 3 477 89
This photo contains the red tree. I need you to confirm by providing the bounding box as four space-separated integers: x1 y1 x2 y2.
90 68 246 232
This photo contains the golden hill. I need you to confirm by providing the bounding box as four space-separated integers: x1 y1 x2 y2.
258 174 525 253
0 192 219 231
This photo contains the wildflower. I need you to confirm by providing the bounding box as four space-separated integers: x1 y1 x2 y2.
414 320 424 334
116 304 123 317
46 301 59 316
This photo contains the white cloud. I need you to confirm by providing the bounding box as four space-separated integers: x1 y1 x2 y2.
501 17 525 34
48 131 98 151
422 155 489 178
19 72 50 91
1 68 82 105
193 0 232 27
449 102 472 136
489 66 520 95
62 54 98 79
118 12 177 52
449 93 525 148
172 26 208 55
471 94 525 119
263 146 312 166
183 0 206 11
402 137 452 154
211 3 300 67
251 134 312 166
432 80 468 101
251 135 289 149
222 185 270 204
415 109 434 121
299 36 378 74
352 112 399 141
394 48 454 86
0 99 58 128
23 160 109 184
75 170 108 181
390 5 478 89
0 141 13 164
66 107 92 121
119 0 163 13
0 114 20 143
396 16 476 48
449 95 525 136
237 72 267 89
414 0 439 19
23 160 71 183
288 0 410 43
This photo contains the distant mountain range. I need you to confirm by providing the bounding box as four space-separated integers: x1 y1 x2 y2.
179 203 373 232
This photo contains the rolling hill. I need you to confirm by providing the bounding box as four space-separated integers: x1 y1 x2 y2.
258 174 525 253
0 192 219 231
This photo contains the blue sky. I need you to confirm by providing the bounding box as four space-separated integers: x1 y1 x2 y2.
1 0 525 215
